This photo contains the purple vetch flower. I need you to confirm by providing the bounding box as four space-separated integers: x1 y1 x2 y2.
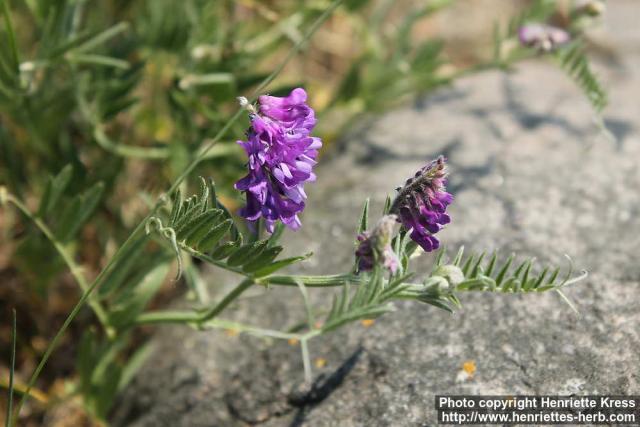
355 215 400 274
518 23 570 52
234 88 321 233
390 156 452 252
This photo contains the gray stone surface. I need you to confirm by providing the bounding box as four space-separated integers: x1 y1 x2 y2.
113 4 640 426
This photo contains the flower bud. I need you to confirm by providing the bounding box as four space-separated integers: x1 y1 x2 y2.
432 264 465 287
355 215 400 274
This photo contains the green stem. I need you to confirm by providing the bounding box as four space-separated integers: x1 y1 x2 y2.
182 245 245 275
199 278 254 322
201 318 301 341
12 277 103 426
300 338 312 385
135 310 201 325
93 125 169 159
4 194 114 336
163 0 344 196
264 273 362 287
11 1 344 420
135 312 302 341
5 309 16 427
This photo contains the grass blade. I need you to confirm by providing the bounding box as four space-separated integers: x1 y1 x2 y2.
11 0 345 420
1 0 19 72
5 309 16 427
73 21 130 53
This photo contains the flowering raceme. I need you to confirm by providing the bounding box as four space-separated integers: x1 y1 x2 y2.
235 88 321 232
390 156 452 252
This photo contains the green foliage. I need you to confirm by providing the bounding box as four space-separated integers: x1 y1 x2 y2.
148 177 309 279
555 42 607 112
492 0 608 113
443 247 587 293
107 262 171 330
11 165 105 291
321 269 411 333
37 165 105 243
1 1 600 424
491 0 556 63
504 0 557 39
411 247 588 312
77 331 153 420
357 198 370 235
327 0 452 118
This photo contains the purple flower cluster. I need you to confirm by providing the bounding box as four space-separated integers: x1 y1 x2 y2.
390 156 452 252
356 215 399 274
518 23 570 52
235 88 321 232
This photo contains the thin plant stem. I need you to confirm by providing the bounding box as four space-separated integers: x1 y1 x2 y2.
199 278 254 322
300 338 312 385
0 380 48 405
12 278 102 426
4 194 113 336
11 1 344 420
5 309 16 427
201 318 301 341
134 313 301 340
265 273 362 287
163 0 344 195
295 280 316 329
135 310 202 325
556 289 579 315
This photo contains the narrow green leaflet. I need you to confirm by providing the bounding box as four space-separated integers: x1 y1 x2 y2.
55 182 105 242
555 43 607 112
98 236 149 297
321 268 401 334
38 165 73 217
252 254 311 278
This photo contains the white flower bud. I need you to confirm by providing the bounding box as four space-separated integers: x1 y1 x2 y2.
432 264 465 287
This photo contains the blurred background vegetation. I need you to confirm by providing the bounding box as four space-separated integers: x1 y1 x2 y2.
0 0 603 425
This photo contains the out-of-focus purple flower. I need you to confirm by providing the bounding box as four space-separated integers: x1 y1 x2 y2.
356 215 399 274
235 88 321 233
390 156 452 252
518 23 570 52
